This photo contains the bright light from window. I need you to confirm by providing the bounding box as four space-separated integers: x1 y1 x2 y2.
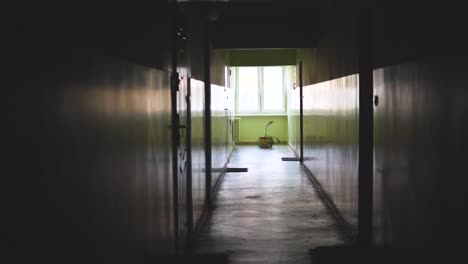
263 66 284 111
238 67 259 112
235 66 288 114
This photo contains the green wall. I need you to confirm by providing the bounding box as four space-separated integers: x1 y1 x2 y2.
228 49 296 66
237 116 288 144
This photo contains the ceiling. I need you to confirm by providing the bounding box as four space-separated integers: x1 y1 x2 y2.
178 0 327 48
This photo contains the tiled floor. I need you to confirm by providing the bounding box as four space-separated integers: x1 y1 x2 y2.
195 145 344 263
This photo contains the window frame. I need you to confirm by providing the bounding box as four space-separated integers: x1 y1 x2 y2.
234 66 287 116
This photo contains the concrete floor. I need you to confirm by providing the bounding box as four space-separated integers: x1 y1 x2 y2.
195 145 345 263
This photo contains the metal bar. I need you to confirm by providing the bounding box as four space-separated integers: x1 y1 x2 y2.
226 168 248 172
204 19 213 208
282 157 299 161
299 61 304 163
186 77 193 238
357 12 374 246
171 52 180 254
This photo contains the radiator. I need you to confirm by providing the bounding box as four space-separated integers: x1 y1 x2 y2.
233 117 241 142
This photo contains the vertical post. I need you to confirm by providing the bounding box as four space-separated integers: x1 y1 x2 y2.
204 19 213 208
186 77 193 238
299 61 304 163
357 12 373 246
170 14 180 251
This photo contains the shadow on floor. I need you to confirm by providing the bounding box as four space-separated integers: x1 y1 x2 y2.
98 253 229 264
310 245 463 264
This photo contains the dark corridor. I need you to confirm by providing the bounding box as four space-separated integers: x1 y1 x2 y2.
4 1 468 263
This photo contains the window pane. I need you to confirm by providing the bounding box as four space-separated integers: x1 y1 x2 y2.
263 66 284 111
238 67 259 112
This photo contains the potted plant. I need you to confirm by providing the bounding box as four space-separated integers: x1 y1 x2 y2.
258 121 280 148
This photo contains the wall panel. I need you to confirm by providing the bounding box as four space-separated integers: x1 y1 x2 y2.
287 66 300 156
302 75 360 229
211 84 233 188
210 49 233 191
370 1 468 251
293 17 360 235
372 54 468 249
190 78 206 229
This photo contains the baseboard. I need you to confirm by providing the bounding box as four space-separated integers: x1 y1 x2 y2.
235 141 258 145
288 144 300 159
211 148 234 202
227 144 234 163
236 141 289 145
301 164 356 242
189 148 234 251
189 204 209 250
188 167 227 251
211 168 225 201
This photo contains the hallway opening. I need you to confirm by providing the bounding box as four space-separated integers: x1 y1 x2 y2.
192 49 349 263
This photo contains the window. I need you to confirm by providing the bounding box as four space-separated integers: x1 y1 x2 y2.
237 67 259 112
234 66 287 115
263 67 284 112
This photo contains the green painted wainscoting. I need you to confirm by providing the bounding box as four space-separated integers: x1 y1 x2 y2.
235 115 288 144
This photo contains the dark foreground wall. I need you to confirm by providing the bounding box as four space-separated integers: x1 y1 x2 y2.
373 54 468 249
4 3 230 260
4 4 181 260
371 2 468 250
5 47 175 260
294 2 468 251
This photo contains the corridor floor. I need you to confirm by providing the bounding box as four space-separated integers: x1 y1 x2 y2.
195 145 344 263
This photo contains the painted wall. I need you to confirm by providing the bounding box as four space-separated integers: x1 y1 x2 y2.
186 11 210 236
291 12 360 235
210 50 234 191
190 78 206 233
237 116 288 144
302 75 359 230
287 66 300 156
189 27 233 232
372 58 452 248
211 84 234 188
371 2 468 251
229 49 296 66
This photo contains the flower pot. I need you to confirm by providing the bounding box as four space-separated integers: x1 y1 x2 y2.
258 136 273 148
